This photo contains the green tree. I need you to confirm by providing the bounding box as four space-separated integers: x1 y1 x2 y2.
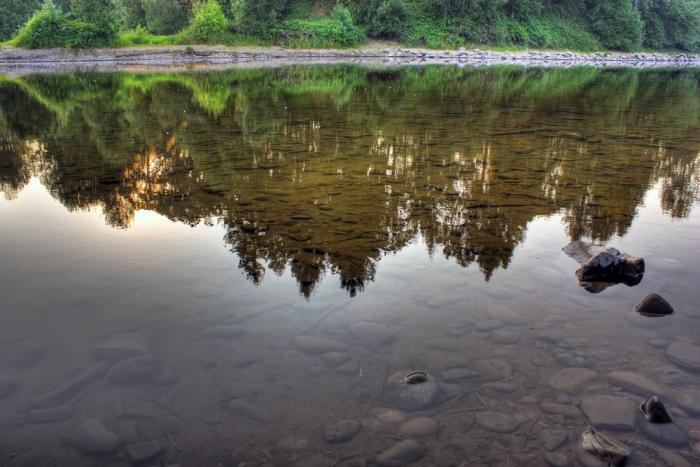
232 0 287 35
183 0 229 42
142 0 189 34
588 0 643 50
0 0 43 41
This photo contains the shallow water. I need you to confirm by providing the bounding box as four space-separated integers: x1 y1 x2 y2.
0 65 699 466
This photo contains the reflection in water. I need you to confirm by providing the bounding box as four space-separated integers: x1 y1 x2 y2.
1 66 700 467
1 66 698 296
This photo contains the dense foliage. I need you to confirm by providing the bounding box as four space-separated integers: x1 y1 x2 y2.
1 0 698 51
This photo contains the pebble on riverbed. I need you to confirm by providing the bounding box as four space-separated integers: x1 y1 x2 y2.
398 417 438 438
70 419 121 454
376 439 425 466
324 419 361 443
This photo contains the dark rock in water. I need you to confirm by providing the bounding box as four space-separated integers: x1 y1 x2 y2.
324 419 361 443
635 294 673 317
29 405 73 423
125 440 164 462
666 341 700 371
545 452 570 467
94 332 149 363
640 396 672 423
227 398 273 422
538 429 568 451
387 371 438 412
581 427 629 467
564 242 644 291
107 355 157 385
376 439 425 466
540 402 582 419
71 419 121 454
0 373 18 399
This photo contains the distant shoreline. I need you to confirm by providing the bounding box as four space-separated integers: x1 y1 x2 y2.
1 44 699 75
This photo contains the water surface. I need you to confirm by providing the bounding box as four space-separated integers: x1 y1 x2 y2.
1 66 699 466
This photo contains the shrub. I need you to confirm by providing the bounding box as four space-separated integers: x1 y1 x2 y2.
232 0 287 37
69 0 118 44
588 0 642 51
182 0 230 43
142 0 189 34
276 6 365 47
14 1 66 48
365 0 408 39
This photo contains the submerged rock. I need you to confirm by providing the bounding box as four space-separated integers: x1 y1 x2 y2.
292 336 349 355
349 322 395 346
581 395 637 431
471 358 513 380
0 373 18 399
607 371 666 397
29 405 73 423
635 294 674 317
125 440 164 463
386 371 439 412
638 413 688 446
676 389 700 416
398 418 438 438
476 411 519 433
94 332 149 362
33 363 108 409
666 341 700 371
227 398 273 422
71 419 121 454
548 367 597 393
376 439 425 466
107 355 157 385
324 419 361 443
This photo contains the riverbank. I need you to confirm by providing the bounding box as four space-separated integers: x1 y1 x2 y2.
1 43 699 74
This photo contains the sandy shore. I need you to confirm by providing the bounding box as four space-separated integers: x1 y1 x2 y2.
1 43 699 74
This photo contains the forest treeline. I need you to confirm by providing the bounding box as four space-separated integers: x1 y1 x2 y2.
0 0 698 51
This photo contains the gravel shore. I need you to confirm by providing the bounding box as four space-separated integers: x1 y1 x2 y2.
1 44 699 74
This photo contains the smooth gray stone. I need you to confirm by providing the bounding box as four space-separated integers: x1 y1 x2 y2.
125 440 164 462
539 429 568 451
33 363 108 409
204 323 246 339
471 358 513 380
94 332 149 362
676 389 700 416
320 352 350 367
227 398 273 422
442 368 479 382
71 419 121 454
666 342 700 371
607 371 666 397
376 439 425 466
541 402 581 419
107 355 157 384
349 322 395 346
638 414 688 447
29 405 73 423
476 411 519 433
545 452 570 467
488 305 526 325
398 417 438 438
491 330 520 344
335 360 360 376
548 368 597 393
581 395 637 431
0 373 18 399
292 336 349 355
387 371 439 412
475 320 503 332
324 419 361 443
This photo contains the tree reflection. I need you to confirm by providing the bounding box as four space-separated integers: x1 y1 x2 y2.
1 65 698 295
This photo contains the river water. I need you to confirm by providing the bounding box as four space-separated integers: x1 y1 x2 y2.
0 65 699 466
